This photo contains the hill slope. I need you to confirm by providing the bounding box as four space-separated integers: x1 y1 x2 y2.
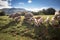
0 15 60 40
0 8 26 14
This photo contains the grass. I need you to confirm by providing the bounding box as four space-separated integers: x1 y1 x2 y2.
0 33 34 40
0 15 55 40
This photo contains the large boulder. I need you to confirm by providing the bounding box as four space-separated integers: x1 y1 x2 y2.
24 12 33 19
54 10 60 24
54 10 60 19
15 16 21 22
9 13 21 19
23 12 34 25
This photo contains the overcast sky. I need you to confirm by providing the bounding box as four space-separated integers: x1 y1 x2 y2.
0 0 60 12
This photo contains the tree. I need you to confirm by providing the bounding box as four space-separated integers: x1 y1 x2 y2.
32 12 39 15
31 8 56 15
38 10 45 15
0 11 5 16
46 8 56 15
42 9 46 14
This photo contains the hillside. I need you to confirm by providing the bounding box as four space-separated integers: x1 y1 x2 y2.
0 15 60 40
0 8 26 14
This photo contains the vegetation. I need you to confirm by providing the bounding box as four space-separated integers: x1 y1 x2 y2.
0 7 56 16
0 11 6 16
0 15 60 40
32 8 56 15
0 8 60 40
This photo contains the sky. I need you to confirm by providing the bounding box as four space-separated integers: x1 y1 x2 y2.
0 0 60 12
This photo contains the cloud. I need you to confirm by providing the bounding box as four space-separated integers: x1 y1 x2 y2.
19 2 24 5
28 0 32 3
40 7 48 10
0 0 12 9
25 7 48 12
25 8 40 12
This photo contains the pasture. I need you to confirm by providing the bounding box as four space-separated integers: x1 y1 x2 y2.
0 15 60 40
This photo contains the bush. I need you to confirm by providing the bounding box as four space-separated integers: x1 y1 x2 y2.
0 11 5 16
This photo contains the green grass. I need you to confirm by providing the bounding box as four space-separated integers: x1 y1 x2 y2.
0 33 34 40
0 15 54 40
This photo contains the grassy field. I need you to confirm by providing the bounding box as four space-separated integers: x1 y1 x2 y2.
0 15 57 40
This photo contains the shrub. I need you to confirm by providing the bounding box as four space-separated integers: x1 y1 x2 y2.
0 11 5 16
